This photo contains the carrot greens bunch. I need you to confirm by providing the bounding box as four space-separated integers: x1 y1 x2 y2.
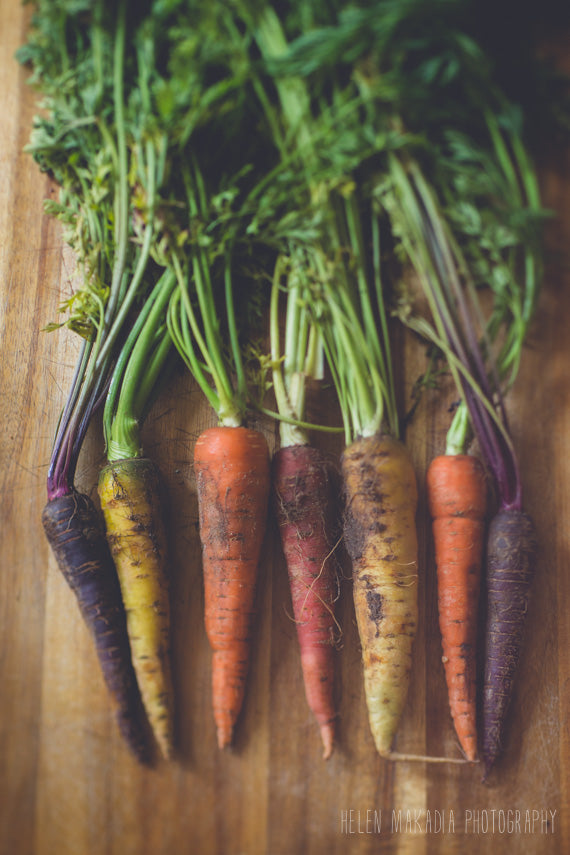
22 0 560 769
20 0 182 762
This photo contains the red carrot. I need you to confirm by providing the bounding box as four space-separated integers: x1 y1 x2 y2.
427 453 487 761
193 425 271 749
273 444 339 759
42 491 151 764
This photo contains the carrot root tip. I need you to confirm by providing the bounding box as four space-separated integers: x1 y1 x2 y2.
217 725 234 750
320 723 335 760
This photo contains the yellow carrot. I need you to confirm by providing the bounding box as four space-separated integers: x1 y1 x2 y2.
341 433 418 757
98 457 174 759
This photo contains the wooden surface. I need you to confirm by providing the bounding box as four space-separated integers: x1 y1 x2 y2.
1 5 569 854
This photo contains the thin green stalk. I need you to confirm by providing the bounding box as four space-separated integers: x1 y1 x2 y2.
190 251 233 402
167 289 219 412
372 210 398 433
171 257 219 389
406 313 515 454
270 260 308 447
169 253 241 426
269 260 293 419
253 7 314 154
96 138 158 370
103 0 129 323
224 252 247 405
260 408 343 434
132 331 172 418
107 271 177 460
326 296 383 438
283 279 303 375
344 194 382 361
445 401 470 456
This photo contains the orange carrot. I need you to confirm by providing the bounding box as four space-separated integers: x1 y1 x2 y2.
426 453 487 761
193 425 271 749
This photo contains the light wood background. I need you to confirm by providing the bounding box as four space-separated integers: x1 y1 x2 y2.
1 4 569 853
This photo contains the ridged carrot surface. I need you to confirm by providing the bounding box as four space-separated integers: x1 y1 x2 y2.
194 426 271 749
483 508 537 777
427 454 487 761
341 434 418 757
273 444 338 759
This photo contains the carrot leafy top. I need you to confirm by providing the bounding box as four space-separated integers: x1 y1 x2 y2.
22 1 173 494
22 0 561 479
22 0 274 469
243 0 552 480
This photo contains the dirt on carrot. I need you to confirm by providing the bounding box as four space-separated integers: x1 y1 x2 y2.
341 433 418 758
194 425 271 750
273 443 340 759
98 457 174 760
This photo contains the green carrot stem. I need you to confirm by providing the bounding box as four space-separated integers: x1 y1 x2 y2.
445 402 471 456
269 259 309 448
132 331 172 420
167 288 219 413
106 270 176 461
102 0 129 325
260 408 343 434
168 255 241 426
190 251 233 403
371 209 398 435
96 138 157 371
224 253 247 405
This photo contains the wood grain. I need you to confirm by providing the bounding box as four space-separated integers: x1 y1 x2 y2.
1 5 568 854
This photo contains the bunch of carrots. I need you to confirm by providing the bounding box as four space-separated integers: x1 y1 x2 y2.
20 0 565 775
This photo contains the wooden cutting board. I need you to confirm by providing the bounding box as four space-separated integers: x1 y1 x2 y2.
1 5 568 854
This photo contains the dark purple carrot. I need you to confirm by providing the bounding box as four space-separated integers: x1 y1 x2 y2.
482 509 537 778
273 444 339 759
42 490 152 764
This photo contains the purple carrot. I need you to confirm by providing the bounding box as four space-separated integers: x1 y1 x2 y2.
273 444 339 759
482 509 537 778
42 491 152 764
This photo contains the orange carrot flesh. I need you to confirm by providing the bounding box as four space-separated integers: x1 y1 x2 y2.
193 426 271 749
427 454 487 762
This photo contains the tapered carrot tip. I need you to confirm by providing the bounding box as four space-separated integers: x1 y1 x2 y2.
217 724 234 750
156 733 174 761
464 743 477 764
320 723 335 760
